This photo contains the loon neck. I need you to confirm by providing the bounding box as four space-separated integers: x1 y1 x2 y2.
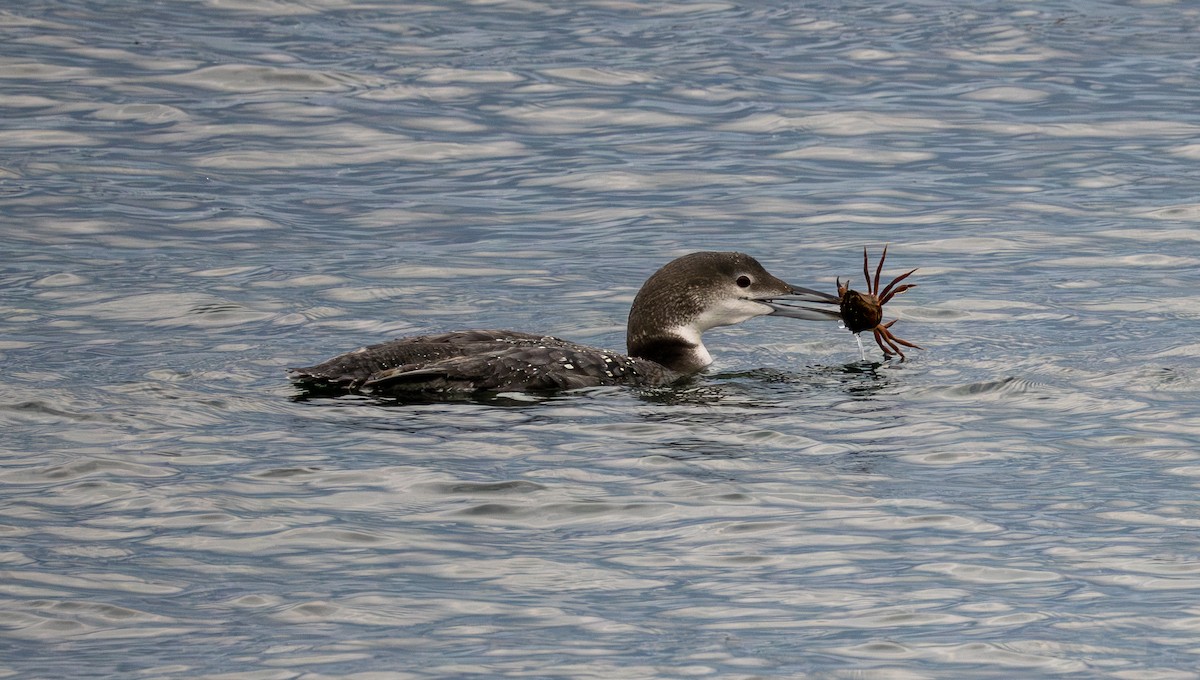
627 332 713 374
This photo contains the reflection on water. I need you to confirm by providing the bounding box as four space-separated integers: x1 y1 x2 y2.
4 0 1200 677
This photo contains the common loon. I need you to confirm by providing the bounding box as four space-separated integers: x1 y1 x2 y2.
289 252 843 394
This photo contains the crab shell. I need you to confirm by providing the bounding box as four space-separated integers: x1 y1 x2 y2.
838 286 883 335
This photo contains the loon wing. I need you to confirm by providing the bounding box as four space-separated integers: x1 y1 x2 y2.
362 344 677 393
288 330 555 390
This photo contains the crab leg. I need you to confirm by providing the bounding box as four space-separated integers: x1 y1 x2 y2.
880 320 923 349
879 269 918 304
873 326 902 358
879 284 917 306
885 332 923 351
862 247 873 294
873 244 888 295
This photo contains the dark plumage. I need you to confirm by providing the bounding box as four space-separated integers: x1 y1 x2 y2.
291 330 675 392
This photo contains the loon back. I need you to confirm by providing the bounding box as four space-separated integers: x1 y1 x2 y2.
288 330 680 394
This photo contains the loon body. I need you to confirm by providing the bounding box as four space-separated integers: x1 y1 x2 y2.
289 252 842 394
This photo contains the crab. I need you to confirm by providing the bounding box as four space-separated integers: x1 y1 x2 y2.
838 245 922 360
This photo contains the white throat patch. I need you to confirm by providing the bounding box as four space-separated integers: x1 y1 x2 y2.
691 298 774 333
664 298 771 369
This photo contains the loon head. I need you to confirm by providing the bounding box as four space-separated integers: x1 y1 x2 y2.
626 251 842 373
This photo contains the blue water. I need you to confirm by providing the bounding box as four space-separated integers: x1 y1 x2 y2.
3 1 1200 677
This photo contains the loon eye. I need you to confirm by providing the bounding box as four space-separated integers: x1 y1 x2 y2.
736 275 752 288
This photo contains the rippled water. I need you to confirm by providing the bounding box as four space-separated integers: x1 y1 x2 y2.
3 1 1200 677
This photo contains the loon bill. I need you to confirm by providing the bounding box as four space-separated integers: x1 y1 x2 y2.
289 251 843 394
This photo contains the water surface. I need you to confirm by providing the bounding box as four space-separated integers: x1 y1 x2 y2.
3 1 1200 677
